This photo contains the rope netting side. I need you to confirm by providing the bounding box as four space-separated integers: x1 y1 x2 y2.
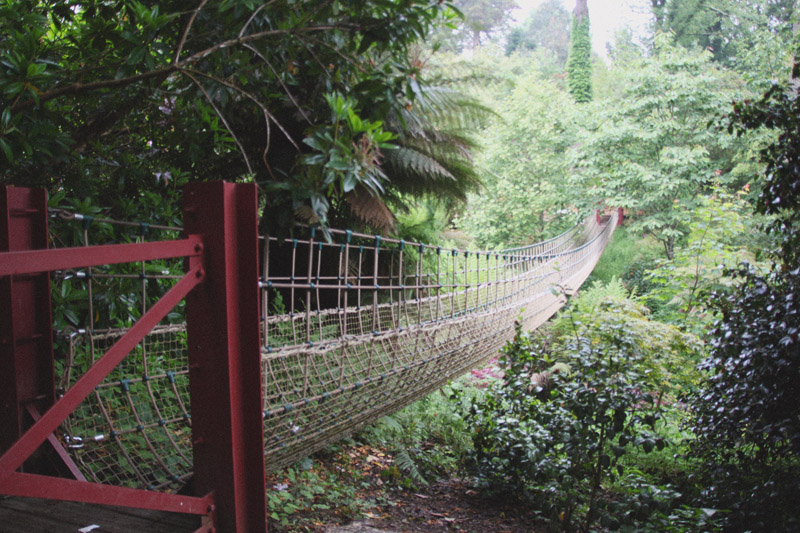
259 213 617 469
49 209 192 492
47 204 616 486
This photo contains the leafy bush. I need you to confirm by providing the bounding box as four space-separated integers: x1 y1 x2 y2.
455 305 705 531
688 265 800 531
609 474 720 533
553 280 704 400
617 406 701 496
621 256 661 299
644 190 768 331
685 64 800 532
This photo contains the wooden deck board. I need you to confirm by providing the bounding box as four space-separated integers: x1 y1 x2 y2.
0 496 200 532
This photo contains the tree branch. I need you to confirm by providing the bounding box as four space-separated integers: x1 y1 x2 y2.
174 0 209 64
12 24 358 111
238 1 278 38
181 69 254 176
182 67 301 171
243 42 312 125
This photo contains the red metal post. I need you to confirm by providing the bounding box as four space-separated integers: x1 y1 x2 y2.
184 182 267 533
0 186 55 468
617 207 624 226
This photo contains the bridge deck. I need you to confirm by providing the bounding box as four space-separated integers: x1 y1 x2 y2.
0 496 199 532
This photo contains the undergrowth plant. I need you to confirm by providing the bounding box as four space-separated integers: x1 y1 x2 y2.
358 387 475 489
266 455 368 529
644 189 769 332
455 283 711 531
552 279 705 401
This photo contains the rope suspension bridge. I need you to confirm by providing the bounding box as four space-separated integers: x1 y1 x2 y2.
0 182 619 532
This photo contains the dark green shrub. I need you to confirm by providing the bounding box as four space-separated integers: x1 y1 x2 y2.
622 256 660 297
686 63 800 532
455 316 677 530
688 265 800 531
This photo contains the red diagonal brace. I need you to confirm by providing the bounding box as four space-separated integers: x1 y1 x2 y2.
0 263 204 473
25 405 86 481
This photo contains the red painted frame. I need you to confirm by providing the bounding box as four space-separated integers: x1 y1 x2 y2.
0 183 268 533
0 187 55 464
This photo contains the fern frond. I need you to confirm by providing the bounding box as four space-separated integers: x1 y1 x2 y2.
344 184 395 233
394 448 429 487
380 415 404 435
386 147 457 181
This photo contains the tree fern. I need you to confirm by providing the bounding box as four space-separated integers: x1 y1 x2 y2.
381 73 495 214
321 69 492 233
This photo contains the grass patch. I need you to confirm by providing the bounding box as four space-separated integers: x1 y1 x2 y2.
585 226 662 289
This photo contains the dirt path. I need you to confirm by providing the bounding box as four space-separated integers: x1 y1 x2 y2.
267 441 547 533
327 478 546 533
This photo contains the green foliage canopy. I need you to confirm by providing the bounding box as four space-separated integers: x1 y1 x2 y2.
652 0 796 87
505 0 571 66
450 0 518 50
575 36 749 259
0 0 481 233
461 71 578 248
644 188 769 329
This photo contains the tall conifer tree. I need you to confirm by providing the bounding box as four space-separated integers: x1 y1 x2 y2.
566 0 592 103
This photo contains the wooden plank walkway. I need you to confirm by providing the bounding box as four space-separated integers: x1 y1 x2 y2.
0 496 200 532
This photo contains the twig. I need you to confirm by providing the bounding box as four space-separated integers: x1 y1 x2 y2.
182 68 301 179
238 1 277 38
174 0 209 64
190 68 296 146
305 34 369 74
181 69 254 176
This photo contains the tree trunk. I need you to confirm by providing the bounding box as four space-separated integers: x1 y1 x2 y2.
663 236 675 261
471 28 481 50
574 0 588 20
651 0 666 31
792 0 800 93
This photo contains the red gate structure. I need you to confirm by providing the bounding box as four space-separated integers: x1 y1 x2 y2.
0 182 267 532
